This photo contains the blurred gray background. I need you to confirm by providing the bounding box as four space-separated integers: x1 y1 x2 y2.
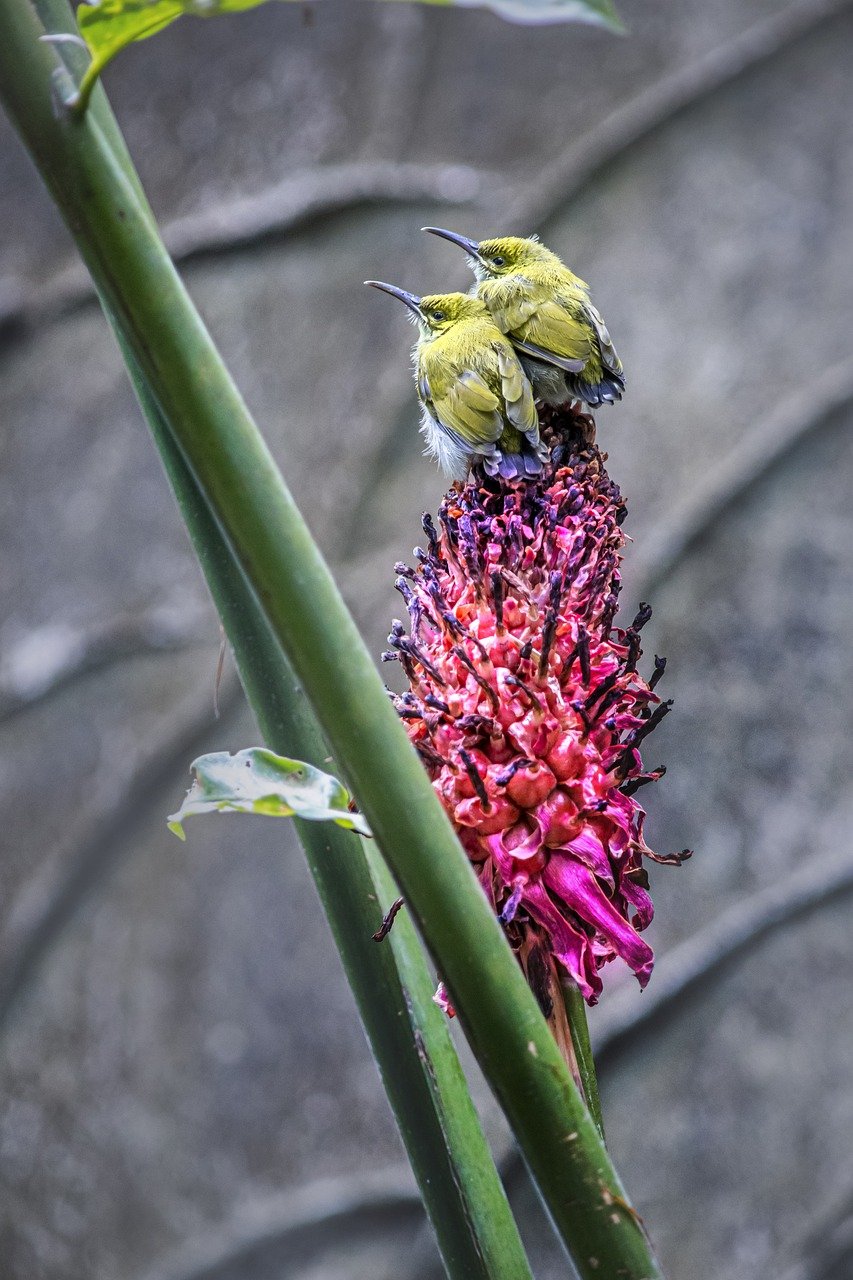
2 0 853 1276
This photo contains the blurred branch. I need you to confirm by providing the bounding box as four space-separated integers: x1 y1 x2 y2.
0 161 502 343
114 843 853 1280
0 675 240 1032
0 608 211 721
593 849 853 1066
508 0 852 229
6 0 841 345
496 846 853 1192
630 355 853 599
775 1183 853 1280
138 1168 426 1280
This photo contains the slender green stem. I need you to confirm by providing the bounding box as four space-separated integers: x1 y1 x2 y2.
562 978 605 1141
121 344 532 1280
0 14 662 1275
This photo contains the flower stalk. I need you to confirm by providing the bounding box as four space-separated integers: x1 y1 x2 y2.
563 977 605 1138
117 336 536 1280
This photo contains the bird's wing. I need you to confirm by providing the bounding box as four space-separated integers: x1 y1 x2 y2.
496 345 539 440
508 297 592 374
483 287 541 336
584 301 623 379
428 365 505 447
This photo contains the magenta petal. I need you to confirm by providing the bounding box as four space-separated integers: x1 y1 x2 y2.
566 829 613 883
544 856 654 987
522 881 602 1002
486 822 543 882
620 876 654 930
433 982 456 1018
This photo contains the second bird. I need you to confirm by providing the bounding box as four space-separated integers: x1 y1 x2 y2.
366 284 546 481
424 229 625 410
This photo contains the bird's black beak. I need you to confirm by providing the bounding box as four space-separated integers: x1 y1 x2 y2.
365 280 423 316
422 227 481 261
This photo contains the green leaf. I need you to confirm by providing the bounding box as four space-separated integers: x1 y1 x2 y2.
73 0 270 113
168 747 371 839
77 0 267 58
77 0 184 66
71 0 619 115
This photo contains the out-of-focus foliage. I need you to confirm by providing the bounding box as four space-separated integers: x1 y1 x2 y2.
435 0 621 26
168 747 371 839
74 0 267 101
74 0 620 113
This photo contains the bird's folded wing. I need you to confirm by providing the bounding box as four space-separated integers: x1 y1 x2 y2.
584 301 623 378
485 289 541 336
431 369 504 445
512 298 591 373
497 346 539 438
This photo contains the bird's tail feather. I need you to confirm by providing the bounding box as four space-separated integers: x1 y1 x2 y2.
571 371 625 406
483 440 546 481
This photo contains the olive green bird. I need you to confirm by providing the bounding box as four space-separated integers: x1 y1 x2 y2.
366 283 546 481
423 229 625 409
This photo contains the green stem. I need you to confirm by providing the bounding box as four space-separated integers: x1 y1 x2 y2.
124 343 532 1280
0 14 662 1276
563 978 605 1141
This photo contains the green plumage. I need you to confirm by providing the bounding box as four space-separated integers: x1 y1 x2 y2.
416 295 544 479
367 282 545 481
424 231 625 409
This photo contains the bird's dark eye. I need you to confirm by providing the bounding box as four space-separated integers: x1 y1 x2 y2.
492 255 505 267
432 310 445 321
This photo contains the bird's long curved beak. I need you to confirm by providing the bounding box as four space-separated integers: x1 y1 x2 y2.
422 226 481 260
365 280 422 316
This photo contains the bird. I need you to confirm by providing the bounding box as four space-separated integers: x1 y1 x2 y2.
365 282 546 481
422 229 625 409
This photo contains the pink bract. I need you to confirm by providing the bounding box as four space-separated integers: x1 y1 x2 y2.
384 411 690 1017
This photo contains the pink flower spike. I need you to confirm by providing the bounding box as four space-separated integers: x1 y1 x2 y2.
384 406 691 1046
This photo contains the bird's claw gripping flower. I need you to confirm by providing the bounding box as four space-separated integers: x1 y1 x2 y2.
384 406 690 1024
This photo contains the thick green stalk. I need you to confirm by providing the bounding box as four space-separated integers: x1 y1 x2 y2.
0 17 661 1276
120 343 532 1280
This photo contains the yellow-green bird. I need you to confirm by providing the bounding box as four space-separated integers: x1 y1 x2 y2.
423 229 625 409
365 282 545 481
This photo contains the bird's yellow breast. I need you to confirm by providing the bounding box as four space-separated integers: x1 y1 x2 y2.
418 316 505 394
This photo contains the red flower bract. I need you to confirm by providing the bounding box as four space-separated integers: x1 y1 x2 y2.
384 410 690 1017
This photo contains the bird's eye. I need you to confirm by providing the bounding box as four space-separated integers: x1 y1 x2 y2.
492 255 505 267
431 310 445 321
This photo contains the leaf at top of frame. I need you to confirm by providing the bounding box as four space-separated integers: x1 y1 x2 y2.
76 0 622 86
